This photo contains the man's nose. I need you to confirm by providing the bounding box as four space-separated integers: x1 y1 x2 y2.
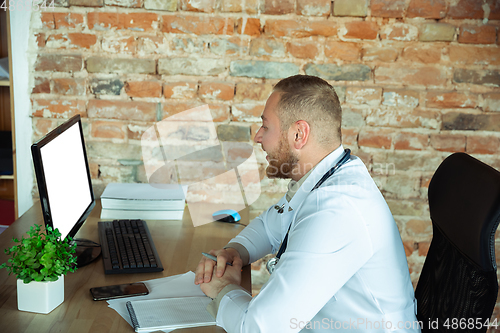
254 127 263 144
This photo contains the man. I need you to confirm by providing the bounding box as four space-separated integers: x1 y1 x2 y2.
195 75 420 332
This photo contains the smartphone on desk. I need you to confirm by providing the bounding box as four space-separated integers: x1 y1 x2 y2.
90 282 149 301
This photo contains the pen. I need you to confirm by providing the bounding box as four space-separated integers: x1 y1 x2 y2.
202 252 233 266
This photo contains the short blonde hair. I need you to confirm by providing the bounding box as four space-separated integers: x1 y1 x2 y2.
273 75 342 149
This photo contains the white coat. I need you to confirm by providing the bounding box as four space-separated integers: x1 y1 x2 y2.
215 145 421 333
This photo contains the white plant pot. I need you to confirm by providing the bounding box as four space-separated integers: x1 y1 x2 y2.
17 275 64 314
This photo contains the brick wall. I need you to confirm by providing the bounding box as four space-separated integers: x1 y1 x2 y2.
30 0 500 325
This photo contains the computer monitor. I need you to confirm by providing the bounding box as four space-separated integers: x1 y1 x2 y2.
31 114 100 267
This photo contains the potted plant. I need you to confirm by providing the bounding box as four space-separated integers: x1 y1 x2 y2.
0 224 77 314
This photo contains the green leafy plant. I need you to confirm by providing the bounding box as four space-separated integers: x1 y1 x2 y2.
0 224 77 283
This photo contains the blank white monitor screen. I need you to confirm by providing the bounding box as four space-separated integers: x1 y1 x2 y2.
35 118 93 240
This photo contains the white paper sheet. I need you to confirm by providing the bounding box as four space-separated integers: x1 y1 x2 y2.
107 271 207 332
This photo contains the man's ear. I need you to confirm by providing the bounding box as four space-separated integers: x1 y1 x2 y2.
290 120 310 150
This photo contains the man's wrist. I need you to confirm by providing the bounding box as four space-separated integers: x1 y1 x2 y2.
206 284 249 318
224 243 250 265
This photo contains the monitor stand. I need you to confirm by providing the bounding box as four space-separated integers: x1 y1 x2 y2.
73 239 101 268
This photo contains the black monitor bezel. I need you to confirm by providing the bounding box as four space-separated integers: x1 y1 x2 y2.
31 114 95 241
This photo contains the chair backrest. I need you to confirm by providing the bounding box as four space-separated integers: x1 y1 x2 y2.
415 152 500 332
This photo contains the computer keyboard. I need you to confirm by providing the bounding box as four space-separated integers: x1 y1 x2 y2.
98 219 164 274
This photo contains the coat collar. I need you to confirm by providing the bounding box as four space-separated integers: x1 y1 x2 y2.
287 145 346 212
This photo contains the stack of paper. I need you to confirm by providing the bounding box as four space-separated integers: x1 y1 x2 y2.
107 271 214 333
100 183 186 220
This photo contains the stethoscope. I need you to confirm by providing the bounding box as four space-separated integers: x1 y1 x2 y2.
266 149 351 274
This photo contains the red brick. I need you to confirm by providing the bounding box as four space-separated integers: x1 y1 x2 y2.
249 38 285 57
382 89 420 108
32 99 87 118
54 12 85 29
221 0 243 12
482 93 500 112
343 21 378 40
401 45 441 64
262 0 294 15
33 118 57 138
162 15 234 35
366 109 439 129
394 132 428 151
358 128 392 149
90 120 126 139
448 0 485 19
362 47 398 62
161 101 230 121
403 241 415 257
235 83 273 101
236 18 261 36
297 0 330 16
32 77 50 94
206 104 231 122
244 0 260 14
449 45 500 66
89 162 99 179
490 1 500 20
406 219 432 237
458 25 497 44
346 87 382 106
34 54 82 72
341 128 359 146
52 78 86 95
286 40 319 59
210 37 248 55
180 0 216 13
102 36 136 54
325 41 361 61
41 12 85 29
418 242 430 256
466 135 500 154
380 23 418 41
370 0 405 18
407 0 446 19
35 33 46 48
232 103 265 121
430 133 466 152
88 99 156 121
199 82 235 101
265 19 337 38
137 36 169 54
88 12 159 32
41 12 55 29
426 91 477 109
46 33 98 49
163 82 198 99
125 81 162 98
375 65 447 87
127 124 150 141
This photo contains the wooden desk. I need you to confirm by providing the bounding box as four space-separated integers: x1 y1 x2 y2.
0 201 251 333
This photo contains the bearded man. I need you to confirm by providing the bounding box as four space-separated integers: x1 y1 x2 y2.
195 75 420 333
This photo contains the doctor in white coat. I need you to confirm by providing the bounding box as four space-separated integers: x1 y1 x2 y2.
195 75 421 333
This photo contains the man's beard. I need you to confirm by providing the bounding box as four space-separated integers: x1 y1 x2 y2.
265 134 299 179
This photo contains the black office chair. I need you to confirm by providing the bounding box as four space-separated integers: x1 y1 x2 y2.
415 152 500 332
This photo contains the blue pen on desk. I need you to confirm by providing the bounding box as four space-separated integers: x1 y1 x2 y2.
202 252 233 266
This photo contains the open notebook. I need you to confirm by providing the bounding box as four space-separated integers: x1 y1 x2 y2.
126 296 215 332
